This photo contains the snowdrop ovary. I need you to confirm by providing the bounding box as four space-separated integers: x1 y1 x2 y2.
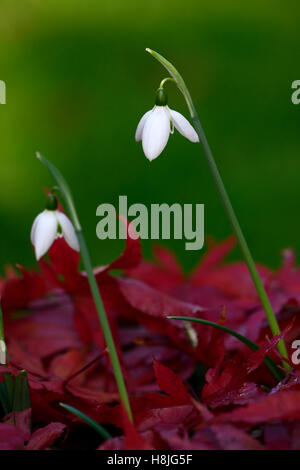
31 194 80 260
135 86 199 162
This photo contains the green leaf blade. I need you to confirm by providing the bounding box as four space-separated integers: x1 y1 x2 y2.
59 403 111 440
168 316 284 382
12 370 31 412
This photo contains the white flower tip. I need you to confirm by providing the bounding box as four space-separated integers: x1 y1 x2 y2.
169 109 200 143
145 48 152 54
0 340 6 365
143 145 164 161
143 140 166 161
72 237 80 252
145 153 157 162
34 247 43 261
191 133 200 143
34 237 53 261
56 212 80 252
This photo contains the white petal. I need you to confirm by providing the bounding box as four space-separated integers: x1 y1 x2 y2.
56 212 80 252
142 106 170 161
135 109 153 142
169 108 199 143
30 212 44 244
32 210 58 260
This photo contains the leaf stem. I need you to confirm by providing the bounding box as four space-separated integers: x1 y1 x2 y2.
168 316 284 381
37 153 133 421
59 403 111 440
146 49 289 366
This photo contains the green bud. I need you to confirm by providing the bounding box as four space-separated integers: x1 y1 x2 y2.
155 87 168 106
45 193 58 211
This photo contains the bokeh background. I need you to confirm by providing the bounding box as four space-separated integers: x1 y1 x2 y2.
0 0 299 274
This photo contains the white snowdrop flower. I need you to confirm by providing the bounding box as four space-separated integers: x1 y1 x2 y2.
31 194 79 260
135 87 199 161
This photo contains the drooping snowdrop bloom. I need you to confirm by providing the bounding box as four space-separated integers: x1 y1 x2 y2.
135 87 199 161
31 194 79 260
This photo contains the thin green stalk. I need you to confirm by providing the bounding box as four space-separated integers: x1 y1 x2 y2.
60 403 111 440
37 153 133 421
77 231 132 419
146 48 289 366
168 316 284 381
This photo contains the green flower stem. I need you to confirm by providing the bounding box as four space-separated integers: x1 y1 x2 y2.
168 316 284 382
76 231 132 419
146 48 289 366
159 77 176 89
37 153 133 421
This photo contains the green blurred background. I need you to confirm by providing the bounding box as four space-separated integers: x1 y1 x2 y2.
0 0 299 274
